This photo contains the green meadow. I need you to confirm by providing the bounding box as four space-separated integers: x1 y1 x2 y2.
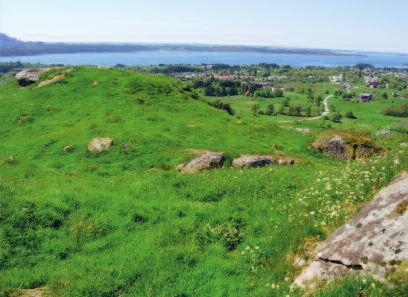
0 67 407 297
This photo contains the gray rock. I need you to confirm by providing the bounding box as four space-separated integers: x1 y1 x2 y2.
376 129 391 137
232 155 295 169
294 171 408 288
87 138 113 153
232 155 275 169
296 128 310 134
177 151 224 173
15 68 49 86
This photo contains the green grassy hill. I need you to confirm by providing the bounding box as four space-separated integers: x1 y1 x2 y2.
0 67 407 297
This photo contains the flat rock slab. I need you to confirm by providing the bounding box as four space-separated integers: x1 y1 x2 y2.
294 171 408 288
15 68 50 86
177 151 224 173
232 155 295 169
88 137 113 153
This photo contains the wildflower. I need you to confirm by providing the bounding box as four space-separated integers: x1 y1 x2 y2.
394 159 400 165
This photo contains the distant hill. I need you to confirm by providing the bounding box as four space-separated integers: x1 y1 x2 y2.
0 33 362 57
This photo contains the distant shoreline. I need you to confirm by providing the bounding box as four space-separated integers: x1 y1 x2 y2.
0 46 365 58
0 33 364 58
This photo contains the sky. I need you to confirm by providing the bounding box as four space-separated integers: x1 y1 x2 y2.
1 0 408 53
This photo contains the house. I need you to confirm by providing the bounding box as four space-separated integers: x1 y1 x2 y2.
369 81 381 88
267 75 287 81
365 76 382 88
329 75 344 83
344 83 353 91
212 75 237 81
359 93 373 102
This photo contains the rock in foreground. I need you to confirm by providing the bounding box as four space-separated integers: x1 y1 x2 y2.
177 151 224 173
15 68 49 86
232 155 295 169
88 138 113 153
312 132 379 160
294 171 408 289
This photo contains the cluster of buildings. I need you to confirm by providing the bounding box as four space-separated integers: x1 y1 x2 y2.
329 75 344 83
364 76 383 88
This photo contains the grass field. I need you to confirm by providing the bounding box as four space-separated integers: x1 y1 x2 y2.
0 67 407 297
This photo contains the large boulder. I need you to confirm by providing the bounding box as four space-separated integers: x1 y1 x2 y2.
294 172 408 288
15 68 49 86
87 138 113 153
177 151 224 173
312 132 378 160
232 155 295 169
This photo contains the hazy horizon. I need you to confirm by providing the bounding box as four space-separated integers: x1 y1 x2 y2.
1 0 408 53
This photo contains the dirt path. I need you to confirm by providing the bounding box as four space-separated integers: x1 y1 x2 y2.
279 95 333 123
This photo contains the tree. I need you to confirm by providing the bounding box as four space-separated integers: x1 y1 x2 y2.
294 104 302 116
282 97 290 107
382 92 389 100
331 112 343 123
305 106 312 117
314 96 322 107
274 89 284 97
252 104 260 116
265 104 275 115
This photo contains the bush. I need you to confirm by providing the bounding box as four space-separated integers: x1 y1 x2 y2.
383 103 408 117
331 112 342 122
208 100 234 115
345 111 357 119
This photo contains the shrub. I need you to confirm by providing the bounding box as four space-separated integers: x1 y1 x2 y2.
208 100 234 115
196 219 244 251
345 111 357 119
132 213 148 224
331 112 342 122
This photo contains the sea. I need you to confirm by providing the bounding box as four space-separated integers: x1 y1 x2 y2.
1 50 408 68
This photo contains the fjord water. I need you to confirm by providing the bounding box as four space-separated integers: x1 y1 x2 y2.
1 50 408 67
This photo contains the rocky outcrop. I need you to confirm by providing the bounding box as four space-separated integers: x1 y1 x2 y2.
312 132 378 160
15 68 49 86
294 172 408 288
177 151 224 173
232 155 295 169
87 138 113 153
10 287 48 297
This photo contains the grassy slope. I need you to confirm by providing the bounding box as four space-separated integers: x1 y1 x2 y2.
0 68 407 297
